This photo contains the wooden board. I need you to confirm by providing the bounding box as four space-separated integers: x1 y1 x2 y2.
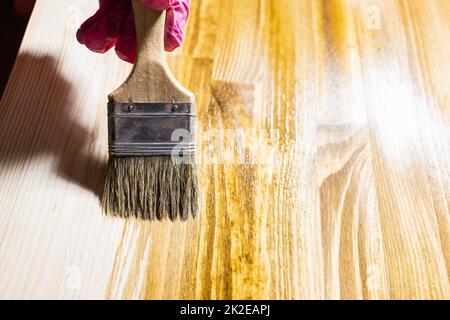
0 0 449 299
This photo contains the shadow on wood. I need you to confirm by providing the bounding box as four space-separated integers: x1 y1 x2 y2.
0 53 106 200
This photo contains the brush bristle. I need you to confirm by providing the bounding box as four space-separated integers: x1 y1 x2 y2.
102 156 198 221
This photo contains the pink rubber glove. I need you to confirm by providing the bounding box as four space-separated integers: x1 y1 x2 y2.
76 0 190 63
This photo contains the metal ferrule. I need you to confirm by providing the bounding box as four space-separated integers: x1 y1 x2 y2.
107 102 196 156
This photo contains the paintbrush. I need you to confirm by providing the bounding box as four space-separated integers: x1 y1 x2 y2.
102 0 197 220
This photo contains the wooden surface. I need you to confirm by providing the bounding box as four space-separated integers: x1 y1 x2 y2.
0 0 449 299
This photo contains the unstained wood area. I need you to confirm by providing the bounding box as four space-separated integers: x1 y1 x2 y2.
0 0 449 299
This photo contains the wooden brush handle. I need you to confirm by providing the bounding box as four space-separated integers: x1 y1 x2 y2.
109 0 194 103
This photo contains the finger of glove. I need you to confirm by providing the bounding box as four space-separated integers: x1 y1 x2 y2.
76 0 131 53
164 0 189 52
140 0 172 11
115 7 137 63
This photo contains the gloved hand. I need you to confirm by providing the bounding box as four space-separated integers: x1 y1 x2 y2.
76 0 190 63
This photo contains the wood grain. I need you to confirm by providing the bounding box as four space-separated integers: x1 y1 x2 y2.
0 0 449 299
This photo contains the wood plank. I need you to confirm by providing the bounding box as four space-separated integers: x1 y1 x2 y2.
0 0 449 299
